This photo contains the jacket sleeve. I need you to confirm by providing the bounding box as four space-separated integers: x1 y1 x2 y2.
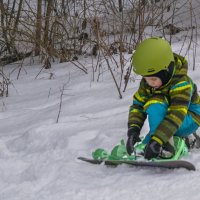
128 82 147 133
153 79 193 143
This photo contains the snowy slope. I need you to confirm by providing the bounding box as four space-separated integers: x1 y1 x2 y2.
1 41 200 200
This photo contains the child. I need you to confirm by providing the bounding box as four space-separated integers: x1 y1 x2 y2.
126 37 200 160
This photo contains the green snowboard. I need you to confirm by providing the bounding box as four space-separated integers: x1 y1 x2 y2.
78 136 195 171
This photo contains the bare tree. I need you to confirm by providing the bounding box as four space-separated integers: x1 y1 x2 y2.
35 0 42 56
43 0 53 50
0 0 13 54
0 0 199 97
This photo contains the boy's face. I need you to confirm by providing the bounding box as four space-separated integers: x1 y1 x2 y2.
144 76 162 89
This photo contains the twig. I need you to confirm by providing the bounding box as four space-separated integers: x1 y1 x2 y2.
35 65 46 79
56 74 70 123
104 57 122 99
123 65 132 92
48 88 51 98
70 60 88 74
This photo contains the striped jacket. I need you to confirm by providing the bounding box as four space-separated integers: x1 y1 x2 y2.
128 53 200 143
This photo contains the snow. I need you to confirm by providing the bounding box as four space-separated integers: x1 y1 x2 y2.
1 42 200 200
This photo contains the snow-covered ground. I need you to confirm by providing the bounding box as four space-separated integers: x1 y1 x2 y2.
1 38 200 200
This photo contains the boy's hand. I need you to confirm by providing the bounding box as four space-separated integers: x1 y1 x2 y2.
144 136 163 160
126 127 141 155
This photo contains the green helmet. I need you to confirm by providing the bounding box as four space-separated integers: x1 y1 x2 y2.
132 37 174 76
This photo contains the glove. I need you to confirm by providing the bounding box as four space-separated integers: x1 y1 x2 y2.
126 127 141 155
144 136 162 160
160 140 175 158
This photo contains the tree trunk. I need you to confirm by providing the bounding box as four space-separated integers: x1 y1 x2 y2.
35 0 42 56
10 0 23 54
43 0 53 49
118 0 123 12
0 0 12 53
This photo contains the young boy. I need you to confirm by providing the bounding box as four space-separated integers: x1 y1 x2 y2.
126 37 200 160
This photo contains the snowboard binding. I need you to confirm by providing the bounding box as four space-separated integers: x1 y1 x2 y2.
92 136 189 162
